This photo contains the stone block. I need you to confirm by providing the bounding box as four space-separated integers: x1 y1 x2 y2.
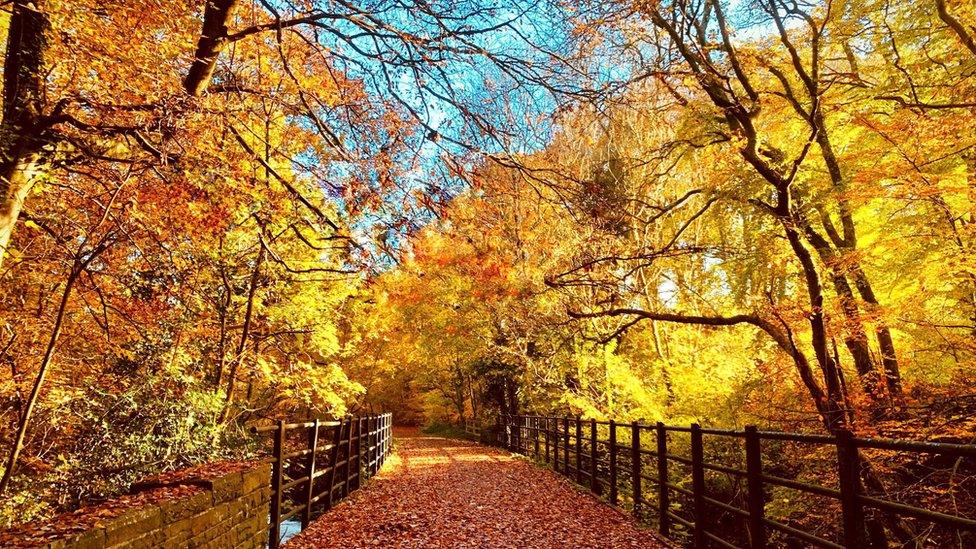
241 490 267 513
209 471 244 503
211 502 233 524
160 490 213 523
156 527 189 548
200 518 231 546
241 465 270 495
104 506 162 547
62 526 106 549
113 530 161 549
220 512 244 539
188 508 217 536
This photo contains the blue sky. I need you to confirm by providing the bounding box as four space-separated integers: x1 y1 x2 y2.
273 0 787 265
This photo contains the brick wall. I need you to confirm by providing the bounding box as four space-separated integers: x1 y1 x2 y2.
42 464 271 549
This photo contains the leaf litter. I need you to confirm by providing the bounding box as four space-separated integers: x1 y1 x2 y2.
286 435 668 548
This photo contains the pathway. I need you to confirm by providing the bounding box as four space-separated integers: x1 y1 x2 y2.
285 430 667 548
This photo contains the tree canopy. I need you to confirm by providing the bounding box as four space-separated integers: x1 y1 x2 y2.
0 0 974 541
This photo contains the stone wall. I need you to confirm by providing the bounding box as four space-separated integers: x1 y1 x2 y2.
41 464 271 549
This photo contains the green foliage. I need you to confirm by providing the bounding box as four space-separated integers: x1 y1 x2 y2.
0 375 249 527
420 422 478 441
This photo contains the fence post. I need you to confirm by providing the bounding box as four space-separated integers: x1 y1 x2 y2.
522 416 528 453
499 414 505 449
744 426 765 549
609 420 618 505
512 415 518 452
302 419 319 529
506 415 513 450
367 414 377 477
343 418 354 497
590 418 599 493
518 416 524 453
378 415 384 467
690 424 706 548
386 413 391 460
376 414 383 471
837 429 867 548
269 420 285 549
373 415 383 475
499 415 505 448
501 415 507 449
360 417 366 482
518 415 524 453
563 416 570 476
379 414 386 467
363 416 370 476
575 416 583 484
382 414 387 464
354 417 362 490
534 417 541 457
631 422 641 518
554 417 560 472
325 421 342 509
545 417 551 463
656 422 670 537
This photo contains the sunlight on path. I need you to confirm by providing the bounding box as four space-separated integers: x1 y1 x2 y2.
285 432 668 548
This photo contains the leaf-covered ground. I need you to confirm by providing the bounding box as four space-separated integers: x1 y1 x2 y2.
286 432 667 548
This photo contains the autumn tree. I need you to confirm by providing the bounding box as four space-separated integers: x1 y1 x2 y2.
0 0 592 518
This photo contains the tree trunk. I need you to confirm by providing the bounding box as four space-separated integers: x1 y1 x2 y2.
0 247 91 495
936 0 976 58
0 272 75 494
221 241 265 420
0 0 50 271
781 220 848 431
811 120 903 399
804 226 889 403
850 267 903 396
184 0 240 96
505 377 519 418
0 156 41 267
214 255 232 392
830 273 881 396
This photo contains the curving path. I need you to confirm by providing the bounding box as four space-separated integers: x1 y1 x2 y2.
285 430 667 548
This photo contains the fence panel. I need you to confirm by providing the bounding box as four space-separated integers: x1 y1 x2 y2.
251 413 394 548
499 414 976 548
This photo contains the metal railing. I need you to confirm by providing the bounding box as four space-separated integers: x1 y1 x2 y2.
499 414 976 548
251 413 393 547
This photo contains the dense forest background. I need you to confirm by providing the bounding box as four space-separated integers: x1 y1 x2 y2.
0 0 973 542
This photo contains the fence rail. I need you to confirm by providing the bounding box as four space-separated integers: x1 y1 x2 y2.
251 413 393 548
499 414 975 548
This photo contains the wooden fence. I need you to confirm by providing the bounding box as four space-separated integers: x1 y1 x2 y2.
499 414 976 548
251 413 393 548
463 420 484 438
